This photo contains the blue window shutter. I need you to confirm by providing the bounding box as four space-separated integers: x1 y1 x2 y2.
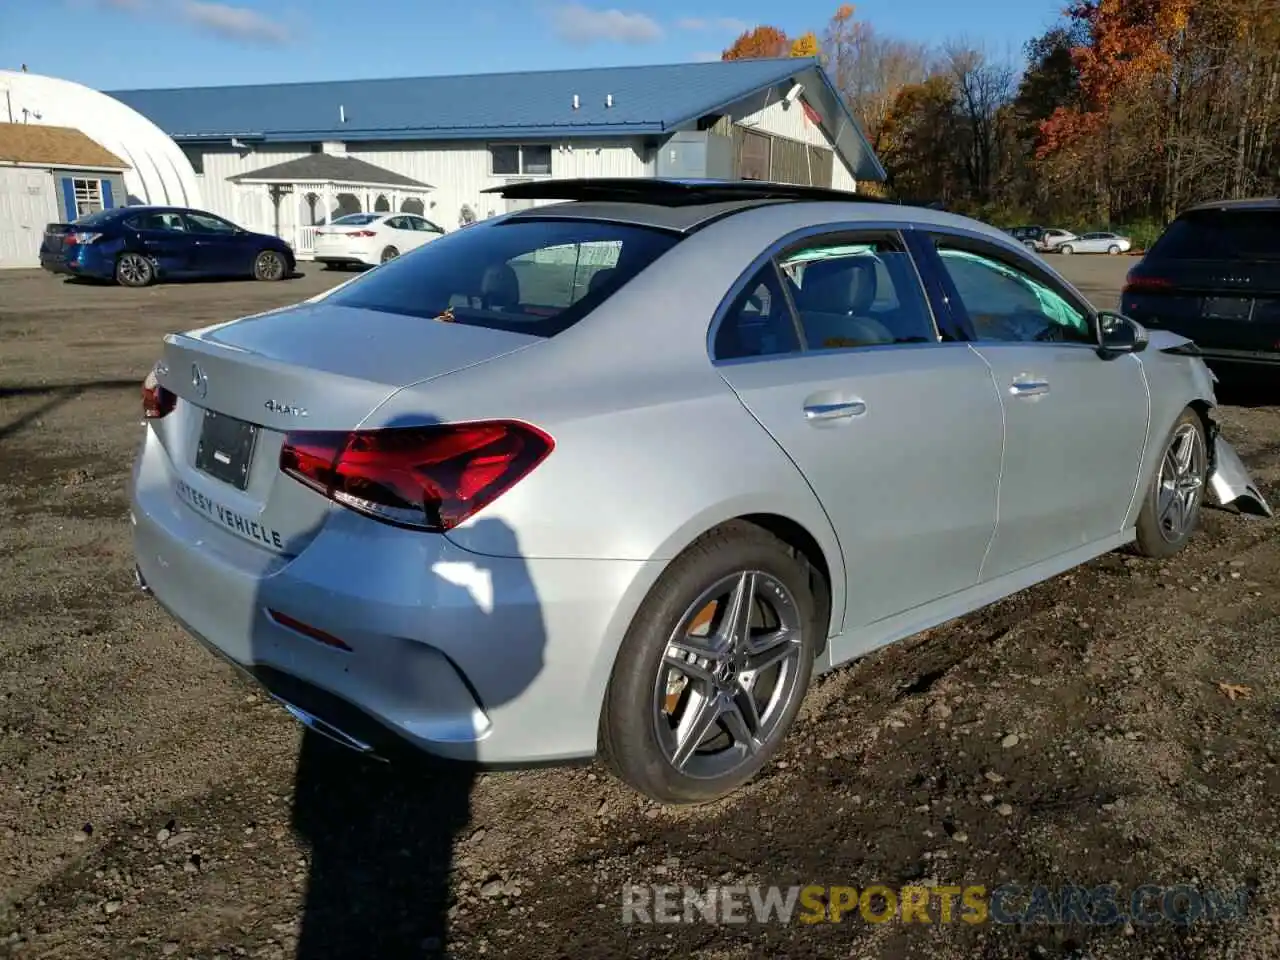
101 179 114 209
60 178 76 221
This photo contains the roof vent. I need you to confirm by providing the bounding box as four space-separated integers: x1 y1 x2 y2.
605 94 614 108
572 94 580 110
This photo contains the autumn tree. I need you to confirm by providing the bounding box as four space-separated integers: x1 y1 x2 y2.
789 31 820 58
722 25 790 60
822 4 929 152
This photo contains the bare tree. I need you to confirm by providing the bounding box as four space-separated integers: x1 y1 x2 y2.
939 39 1019 201
822 5 929 152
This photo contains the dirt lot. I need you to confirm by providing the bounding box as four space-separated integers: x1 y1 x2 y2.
0 258 1277 960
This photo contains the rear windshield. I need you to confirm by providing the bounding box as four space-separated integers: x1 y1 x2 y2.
1149 210 1280 261
330 213 382 226
328 218 682 336
72 209 121 227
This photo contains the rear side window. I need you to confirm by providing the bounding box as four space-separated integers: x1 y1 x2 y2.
1149 210 1280 261
329 219 681 335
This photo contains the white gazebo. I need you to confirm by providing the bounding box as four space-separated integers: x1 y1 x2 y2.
228 154 434 258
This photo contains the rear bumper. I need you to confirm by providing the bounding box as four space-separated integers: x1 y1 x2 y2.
1196 347 1280 367
130 425 659 766
40 248 114 279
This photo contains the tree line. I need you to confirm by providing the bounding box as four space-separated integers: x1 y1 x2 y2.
723 2 1280 235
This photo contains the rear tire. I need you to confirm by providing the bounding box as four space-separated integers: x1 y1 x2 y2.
115 252 154 287
1060 244 1075 255
380 246 399 264
1134 408 1208 559
253 249 287 281
600 521 818 805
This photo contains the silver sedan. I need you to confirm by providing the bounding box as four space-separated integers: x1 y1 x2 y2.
131 178 1271 805
1059 231 1133 255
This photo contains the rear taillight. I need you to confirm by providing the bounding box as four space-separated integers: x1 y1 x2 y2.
141 368 177 419
1122 274 1172 294
66 231 102 246
347 230 376 238
279 421 554 531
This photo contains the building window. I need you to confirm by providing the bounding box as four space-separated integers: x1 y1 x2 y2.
73 179 104 216
181 146 205 175
490 144 552 177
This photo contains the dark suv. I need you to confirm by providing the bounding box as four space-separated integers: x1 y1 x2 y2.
1121 199 1280 368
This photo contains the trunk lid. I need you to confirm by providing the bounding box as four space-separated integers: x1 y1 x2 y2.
1123 257 1280 353
42 223 73 259
149 301 541 556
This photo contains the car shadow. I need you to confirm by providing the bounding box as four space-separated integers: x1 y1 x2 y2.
0 378 140 443
1212 367 1280 408
237 412 546 958
61 271 307 286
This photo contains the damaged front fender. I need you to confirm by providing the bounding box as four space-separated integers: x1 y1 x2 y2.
1207 430 1273 518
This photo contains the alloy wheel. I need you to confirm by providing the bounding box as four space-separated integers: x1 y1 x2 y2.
1157 422 1205 543
653 570 804 781
255 251 285 280
117 253 151 286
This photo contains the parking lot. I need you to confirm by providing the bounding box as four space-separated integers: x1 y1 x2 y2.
1 257 1278 959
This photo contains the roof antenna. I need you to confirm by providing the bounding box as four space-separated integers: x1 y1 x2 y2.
572 94 580 110
605 93 614 108
339 104 346 124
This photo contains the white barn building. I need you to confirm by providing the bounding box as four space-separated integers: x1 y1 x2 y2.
0 68 201 267
108 58 886 260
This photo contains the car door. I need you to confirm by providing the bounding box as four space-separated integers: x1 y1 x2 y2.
129 210 193 275
713 228 1003 660
184 211 251 275
919 232 1149 581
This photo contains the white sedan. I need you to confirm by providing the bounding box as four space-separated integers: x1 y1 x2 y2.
313 212 445 268
1057 232 1133 255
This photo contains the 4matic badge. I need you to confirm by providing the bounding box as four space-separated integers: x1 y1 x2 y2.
264 399 308 417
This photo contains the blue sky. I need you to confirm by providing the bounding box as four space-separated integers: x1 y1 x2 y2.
5 0 1067 91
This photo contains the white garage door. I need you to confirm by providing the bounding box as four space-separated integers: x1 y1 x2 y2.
0 168 59 269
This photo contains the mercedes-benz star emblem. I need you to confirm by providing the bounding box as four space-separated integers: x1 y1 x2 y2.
191 363 208 399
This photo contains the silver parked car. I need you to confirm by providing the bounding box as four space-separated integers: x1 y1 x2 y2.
1059 231 1132 255
131 178 1271 805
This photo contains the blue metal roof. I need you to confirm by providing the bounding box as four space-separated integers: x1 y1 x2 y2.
107 58 885 180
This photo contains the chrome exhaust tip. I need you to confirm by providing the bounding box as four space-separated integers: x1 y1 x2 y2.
272 697 388 762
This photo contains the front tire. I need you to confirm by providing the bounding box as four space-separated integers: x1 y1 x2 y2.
253 249 288 281
1108 245 1121 255
600 522 818 805
115 252 154 287
1134 408 1208 559
1060 244 1074 255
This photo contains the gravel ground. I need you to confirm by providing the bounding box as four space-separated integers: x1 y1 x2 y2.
0 258 1276 960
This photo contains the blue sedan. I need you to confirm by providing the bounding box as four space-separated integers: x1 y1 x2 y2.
40 206 295 287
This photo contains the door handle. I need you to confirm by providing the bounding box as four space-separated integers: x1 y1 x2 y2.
804 400 867 421
1009 379 1050 397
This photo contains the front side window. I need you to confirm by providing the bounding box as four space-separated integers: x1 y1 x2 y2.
935 245 1092 344
328 218 681 336
185 212 238 234
777 237 936 350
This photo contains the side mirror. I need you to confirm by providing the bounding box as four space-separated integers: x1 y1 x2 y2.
1097 310 1149 356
